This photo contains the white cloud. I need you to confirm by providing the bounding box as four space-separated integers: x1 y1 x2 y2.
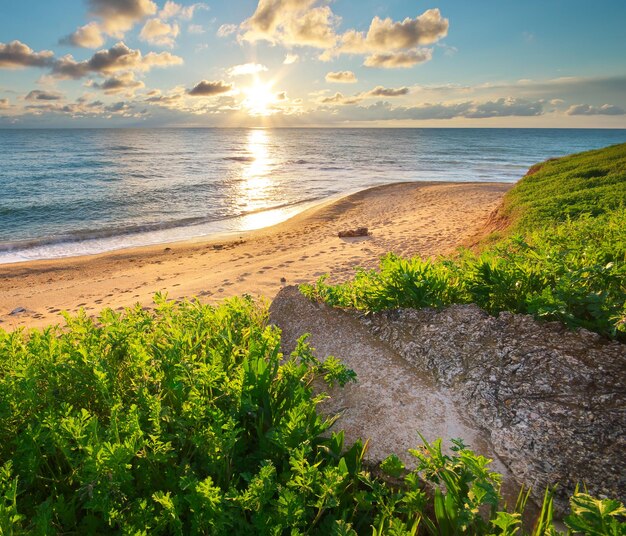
363 48 432 68
61 22 106 49
227 63 269 77
139 18 180 47
159 1 208 21
338 10 448 53
239 2 448 68
52 42 183 79
188 24 205 34
217 23 238 37
283 53 299 64
87 0 158 37
325 70 357 83
240 0 339 48
566 103 625 116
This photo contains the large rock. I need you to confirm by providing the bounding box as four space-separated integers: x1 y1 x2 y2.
361 304 626 508
269 287 518 499
270 287 626 512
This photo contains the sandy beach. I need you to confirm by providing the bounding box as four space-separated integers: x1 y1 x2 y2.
0 181 511 331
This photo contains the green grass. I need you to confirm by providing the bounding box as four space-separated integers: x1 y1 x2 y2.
1 298 624 534
501 143 626 233
301 143 626 340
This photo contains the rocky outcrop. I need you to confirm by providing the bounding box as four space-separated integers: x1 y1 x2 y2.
361 304 626 508
269 287 518 502
270 287 626 512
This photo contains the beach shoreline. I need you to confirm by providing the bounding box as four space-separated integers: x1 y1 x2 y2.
0 181 511 331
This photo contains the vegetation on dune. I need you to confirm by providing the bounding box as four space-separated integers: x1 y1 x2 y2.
1 298 624 534
302 143 626 341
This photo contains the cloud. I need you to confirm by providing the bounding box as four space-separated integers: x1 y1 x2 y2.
317 85 409 105
217 23 238 37
159 1 207 20
64 0 204 49
339 9 448 53
52 42 183 79
566 103 626 116
366 86 410 97
188 80 234 96
363 48 432 68
227 63 268 77
60 22 106 48
0 98 9 109
188 24 205 34
320 92 361 105
316 97 544 121
241 0 338 48
239 2 447 68
283 53 299 64
25 90 63 101
0 41 55 69
463 97 543 118
325 70 357 83
87 0 158 37
139 18 180 47
92 71 145 94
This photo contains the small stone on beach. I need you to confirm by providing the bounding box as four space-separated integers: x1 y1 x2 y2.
338 227 369 238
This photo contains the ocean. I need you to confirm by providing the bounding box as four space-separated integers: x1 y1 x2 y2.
0 128 624 264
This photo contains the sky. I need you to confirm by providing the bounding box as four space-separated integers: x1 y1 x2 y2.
1 0 625 128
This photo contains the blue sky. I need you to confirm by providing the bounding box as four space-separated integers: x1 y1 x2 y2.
1 0 625 127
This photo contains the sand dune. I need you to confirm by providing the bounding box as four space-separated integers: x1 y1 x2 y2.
0 181 511 331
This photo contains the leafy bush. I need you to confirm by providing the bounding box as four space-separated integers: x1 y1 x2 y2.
302 144 626 340
1 299 624 534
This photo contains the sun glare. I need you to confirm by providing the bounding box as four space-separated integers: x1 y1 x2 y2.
243 81 276 116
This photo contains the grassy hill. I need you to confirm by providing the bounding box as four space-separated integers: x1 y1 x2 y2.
302 143 626 341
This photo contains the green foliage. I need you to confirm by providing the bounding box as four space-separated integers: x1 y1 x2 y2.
301 144 626 341
0 299 624 533
500 143 626 233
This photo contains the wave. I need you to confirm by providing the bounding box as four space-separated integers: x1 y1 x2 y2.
223 156 255 162
0 195 324 256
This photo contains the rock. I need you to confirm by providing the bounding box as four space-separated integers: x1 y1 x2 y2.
360 304 626 510
338 227 369 238
280 277 287 283
9 307 27 316
269 287 520 504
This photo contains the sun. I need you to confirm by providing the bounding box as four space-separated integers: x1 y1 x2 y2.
243 81 277 116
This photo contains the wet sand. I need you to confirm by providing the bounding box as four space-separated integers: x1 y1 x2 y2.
0 181 511 331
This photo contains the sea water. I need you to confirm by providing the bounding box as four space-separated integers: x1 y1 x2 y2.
0 127 624 263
